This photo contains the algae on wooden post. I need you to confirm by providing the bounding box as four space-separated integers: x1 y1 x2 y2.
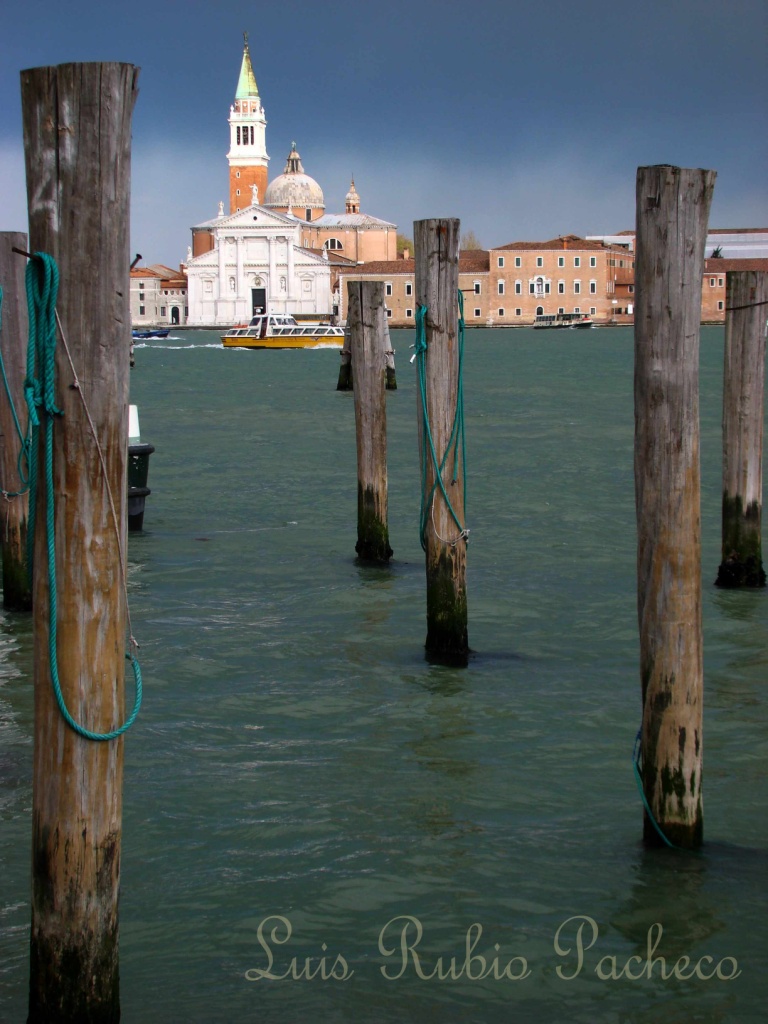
716 270 767 588
634 164 715 849
414 218 468 666
348 280 393 563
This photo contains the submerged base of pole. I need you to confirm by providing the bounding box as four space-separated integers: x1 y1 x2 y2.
715 554 766 588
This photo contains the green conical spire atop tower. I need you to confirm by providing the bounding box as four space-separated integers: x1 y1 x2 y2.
235 31 259 99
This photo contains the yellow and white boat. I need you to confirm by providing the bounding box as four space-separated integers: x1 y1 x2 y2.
221 313 346 349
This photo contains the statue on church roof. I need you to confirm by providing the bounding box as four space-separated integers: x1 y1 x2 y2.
218 200 225 217
251 183 259 205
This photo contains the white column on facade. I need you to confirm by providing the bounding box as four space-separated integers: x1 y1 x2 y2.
286 237 295 301
268 235 277 303
236 235 244 298
217 234 226 299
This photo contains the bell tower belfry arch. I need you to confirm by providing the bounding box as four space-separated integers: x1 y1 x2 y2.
227 32 269 213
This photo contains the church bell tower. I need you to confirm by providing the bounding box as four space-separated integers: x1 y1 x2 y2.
227 33 269 213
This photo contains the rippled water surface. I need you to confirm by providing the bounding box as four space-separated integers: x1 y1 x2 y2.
1 327 766 1022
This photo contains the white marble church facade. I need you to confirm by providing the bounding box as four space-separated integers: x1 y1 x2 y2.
186 192 332 326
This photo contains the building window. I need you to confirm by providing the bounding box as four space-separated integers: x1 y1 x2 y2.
515 280 522 294
160 306 166 316
474 308 481 317
236 171 240 178
139 305 145 315
498 281 505 295
718 278 724 286
406 282 412 296
628 285 634 293
237 127 241 144
590 256 596 267
536 257 543 267
385 308 392 318
536 306 544 315
558 307 565 314
498 257 505 268
589 280 597 294
574 280 581 294
305 210 311 221
406 308 413 318
574 257 581 268
385 283 392 296
590 307 596 315
498 308 505 316
515 308 522 316
710 277 716 286
324 238 344 250
515 256 521 267
558 280 565 294
474 281 481 294
236 189 240 196
558 256 565 268
717 300 724 310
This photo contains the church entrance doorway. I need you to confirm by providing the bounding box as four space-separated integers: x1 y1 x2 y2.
171 306 180 325
251 288 266 316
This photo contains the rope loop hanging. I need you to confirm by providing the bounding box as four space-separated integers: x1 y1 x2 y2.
24 251 141 741
414 290 469 552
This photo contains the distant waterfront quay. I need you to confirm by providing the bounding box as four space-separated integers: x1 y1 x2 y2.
1 326 766 1023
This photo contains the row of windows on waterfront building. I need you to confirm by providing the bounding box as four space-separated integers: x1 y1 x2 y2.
384 280 624 297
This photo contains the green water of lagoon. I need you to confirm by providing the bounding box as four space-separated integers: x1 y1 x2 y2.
1 326 766 1023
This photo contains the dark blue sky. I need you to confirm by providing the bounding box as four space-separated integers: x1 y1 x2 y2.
1 0 766 266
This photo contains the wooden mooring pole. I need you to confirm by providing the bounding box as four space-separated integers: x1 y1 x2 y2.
414 218 468 665
348 280 393 562
634 164 715 848
715 270 767 588
21 62 138 1022
0 231 32 609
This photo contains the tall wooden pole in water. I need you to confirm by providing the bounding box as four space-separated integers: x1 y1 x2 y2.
634 164 715 848
348 280 393 562
21 62 138 1022
715 270 767 587
0 231 32 609
414 218 468 665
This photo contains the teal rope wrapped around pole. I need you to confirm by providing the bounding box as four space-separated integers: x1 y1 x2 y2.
24 252 142 741
414 290 468 552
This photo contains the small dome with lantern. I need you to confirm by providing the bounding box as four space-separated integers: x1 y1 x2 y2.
263 143 325 215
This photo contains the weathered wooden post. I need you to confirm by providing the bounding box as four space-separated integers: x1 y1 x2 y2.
634 165 716 848
0 231 32 609
715 270 767 587
348 280 393 562
21 62 139 1022
414 218 468 665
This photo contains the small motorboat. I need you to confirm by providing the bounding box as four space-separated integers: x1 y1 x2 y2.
132 328 170 340
221 313 345 349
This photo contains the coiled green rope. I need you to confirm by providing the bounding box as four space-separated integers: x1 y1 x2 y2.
0 284 33 499
632 729 681 850
414 290 468 552
24 252 141 741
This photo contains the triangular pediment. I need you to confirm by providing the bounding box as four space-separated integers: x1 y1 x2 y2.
192 204 299 232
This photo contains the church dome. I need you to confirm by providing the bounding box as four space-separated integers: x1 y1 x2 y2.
264 143 324 211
